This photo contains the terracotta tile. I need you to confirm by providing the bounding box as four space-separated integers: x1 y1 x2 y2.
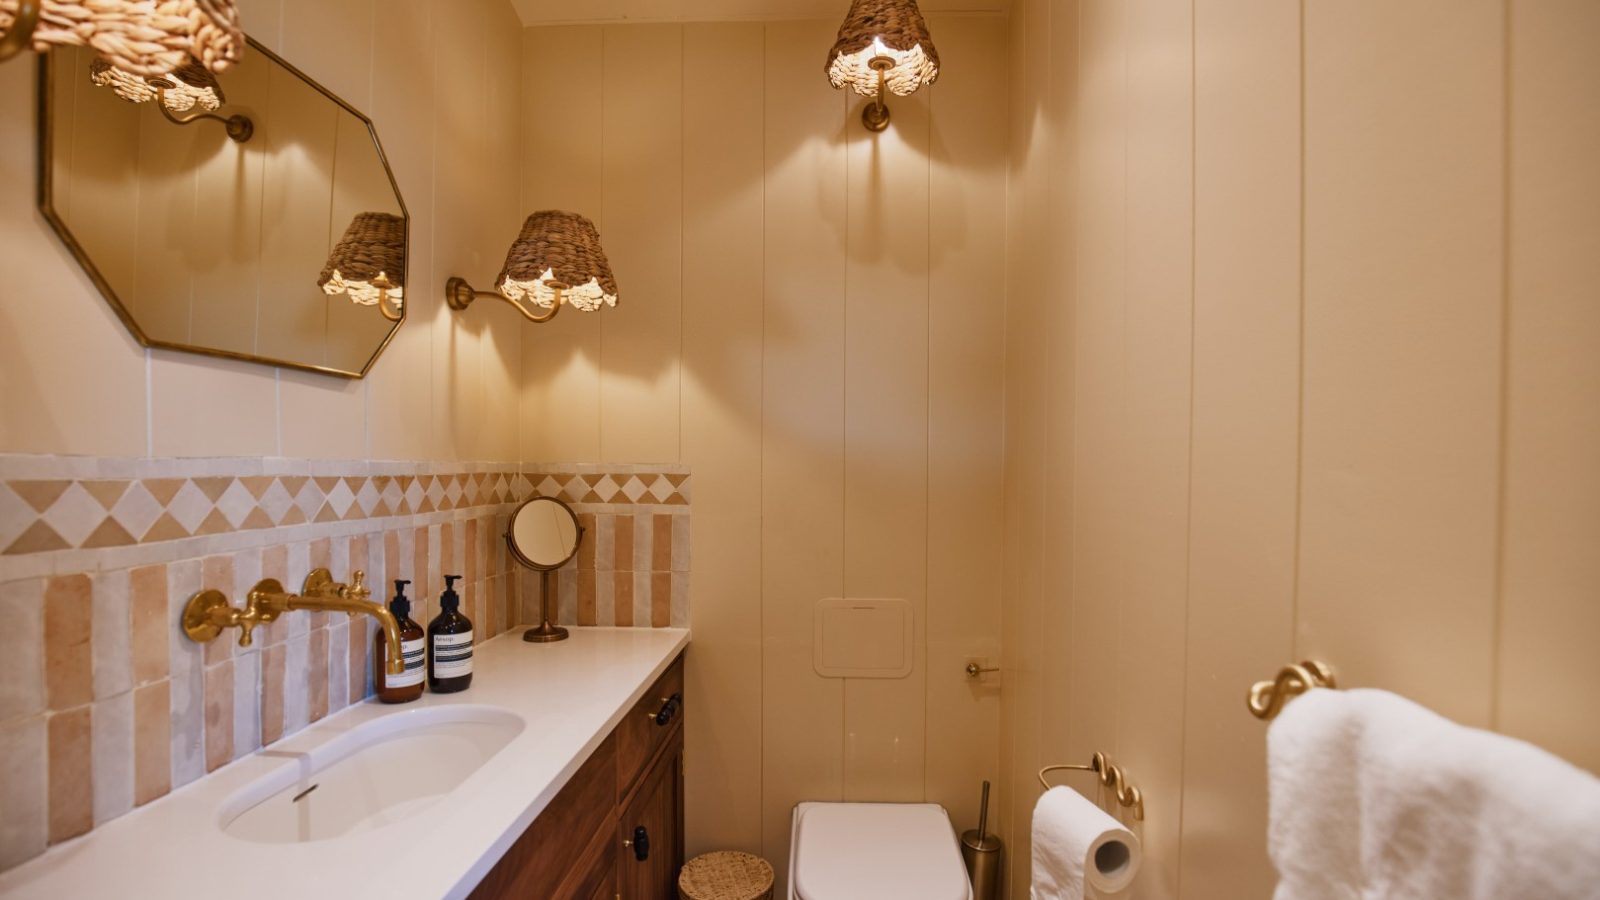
200 556 234 665
11 480 70 513
130 564 169 684
440 522 454 578
348 534 369 588
309 628 329 723
614 516 633 574
48 707 92 843
203 661 233 772
45 575 93 710
464 520 478 586
578 513 597 569
258 545 288 645
310 537 331 572
191 477 232 502
614 575 634 627
578 570 597 626
651 573 672 627
192 509 231 536
652 514 673 572
6 521 69 555
260 644 285 745
384 529 401 590
347 614 368 703
80 519 136 548
133 683 171 806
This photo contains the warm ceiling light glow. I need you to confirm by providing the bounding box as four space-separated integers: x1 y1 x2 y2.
320 212 408 323
825 0 940 131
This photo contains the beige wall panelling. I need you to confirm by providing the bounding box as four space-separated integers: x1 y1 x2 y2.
840 50 931 805
997 0 1045 878
189 56 268 357
1497 0 1600 772
431 0 491 463
1031 0 1079 876
923 13 1007 832
1179 0 1301 895
598 25 684 464
1298 0 1505 724
364 0 438 462
680 22 766 858
1061 1 1129 892
477 0 529 464
0 60 147 457
130 90 198 343
519 26 604 462
1113 0 1194 895
760 18 848 887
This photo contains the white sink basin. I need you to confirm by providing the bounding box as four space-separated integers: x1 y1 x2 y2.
220 705 525 844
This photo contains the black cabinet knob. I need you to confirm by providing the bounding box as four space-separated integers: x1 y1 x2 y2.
652 692 682 727
630 825 650 861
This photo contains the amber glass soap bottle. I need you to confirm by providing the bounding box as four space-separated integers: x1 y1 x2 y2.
428 575 473 693
376 579 425 703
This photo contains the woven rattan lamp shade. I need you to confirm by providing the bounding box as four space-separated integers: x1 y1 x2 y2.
825 0 939 98
496 210 618 312
319 212 407 307
89 55 222 111
0 0 244 77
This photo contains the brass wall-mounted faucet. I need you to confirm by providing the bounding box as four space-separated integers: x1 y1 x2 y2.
183 567 405 675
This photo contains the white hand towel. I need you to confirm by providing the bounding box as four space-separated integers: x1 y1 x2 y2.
1268 687 1600 900
1031 786 1140 900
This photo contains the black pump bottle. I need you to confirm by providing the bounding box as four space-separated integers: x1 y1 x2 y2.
427 575 473 693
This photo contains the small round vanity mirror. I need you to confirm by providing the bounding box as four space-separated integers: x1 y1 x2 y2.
505 496 584 643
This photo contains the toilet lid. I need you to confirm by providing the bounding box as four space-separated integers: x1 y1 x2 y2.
793 803 972 900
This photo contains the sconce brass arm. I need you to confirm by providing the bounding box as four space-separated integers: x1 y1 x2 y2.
184 568 405 675
372 274 403 322
445 276 562 324
154 86 255 143
0 0 39 62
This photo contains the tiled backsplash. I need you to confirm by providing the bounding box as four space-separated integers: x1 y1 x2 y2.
0 455 689 871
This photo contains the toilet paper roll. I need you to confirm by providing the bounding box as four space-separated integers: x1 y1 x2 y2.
1031 786 1141 898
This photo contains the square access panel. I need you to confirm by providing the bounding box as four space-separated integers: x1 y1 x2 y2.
813 597 914 679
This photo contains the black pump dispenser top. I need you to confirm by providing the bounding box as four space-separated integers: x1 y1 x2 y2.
391 579 412 617
441 575 462 610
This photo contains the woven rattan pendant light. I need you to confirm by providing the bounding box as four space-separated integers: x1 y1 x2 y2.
825 0 940 132
0 0 244 77
445 211 618 325
320 212 408 323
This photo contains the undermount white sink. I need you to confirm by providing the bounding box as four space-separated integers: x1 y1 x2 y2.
220 705 525 844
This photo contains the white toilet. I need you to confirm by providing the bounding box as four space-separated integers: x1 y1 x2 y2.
788 802 974 900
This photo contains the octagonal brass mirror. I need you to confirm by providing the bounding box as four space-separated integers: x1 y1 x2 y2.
36 36 407 378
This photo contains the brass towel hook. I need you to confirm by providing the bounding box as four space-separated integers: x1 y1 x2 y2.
1247 660 1337 720
1038 752 1145 821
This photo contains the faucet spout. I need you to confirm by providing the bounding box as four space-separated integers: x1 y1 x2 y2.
184 567 407 676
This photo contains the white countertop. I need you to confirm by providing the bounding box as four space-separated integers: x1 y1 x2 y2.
0 626 690 900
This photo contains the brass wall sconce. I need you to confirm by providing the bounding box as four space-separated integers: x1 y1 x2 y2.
446 210 618 325
320 212 407 322
1 0 243 75
90 56 253 142
825 0 940 132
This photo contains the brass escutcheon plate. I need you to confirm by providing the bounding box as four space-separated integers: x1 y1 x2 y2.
182 589 232 643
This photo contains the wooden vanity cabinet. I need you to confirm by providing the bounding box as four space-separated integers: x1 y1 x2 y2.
471 654 685 900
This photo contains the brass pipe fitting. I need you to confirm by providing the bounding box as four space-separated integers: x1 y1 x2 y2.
184 567 405 676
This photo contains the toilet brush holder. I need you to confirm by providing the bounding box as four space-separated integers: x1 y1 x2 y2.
962 780 1003 900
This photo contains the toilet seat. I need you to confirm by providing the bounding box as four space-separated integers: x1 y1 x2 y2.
789 802 973 900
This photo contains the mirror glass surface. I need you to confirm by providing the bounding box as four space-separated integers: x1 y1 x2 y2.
507 497 582 570
39 38 406 377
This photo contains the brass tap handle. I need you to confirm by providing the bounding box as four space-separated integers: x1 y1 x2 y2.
344 569 371 603
965 662 1000 679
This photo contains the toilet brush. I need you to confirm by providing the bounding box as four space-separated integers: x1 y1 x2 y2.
961 780 1003 900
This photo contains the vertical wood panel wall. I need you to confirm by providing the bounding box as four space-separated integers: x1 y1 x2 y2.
1001 1 1600 898
518 17 1009 891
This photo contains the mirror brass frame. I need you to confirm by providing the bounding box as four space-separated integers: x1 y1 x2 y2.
504 495 586 644
34 36 410 379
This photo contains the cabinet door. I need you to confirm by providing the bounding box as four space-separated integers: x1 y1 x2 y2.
616 739 683 900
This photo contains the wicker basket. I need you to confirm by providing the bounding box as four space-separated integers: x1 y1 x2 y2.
678 851 775 900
